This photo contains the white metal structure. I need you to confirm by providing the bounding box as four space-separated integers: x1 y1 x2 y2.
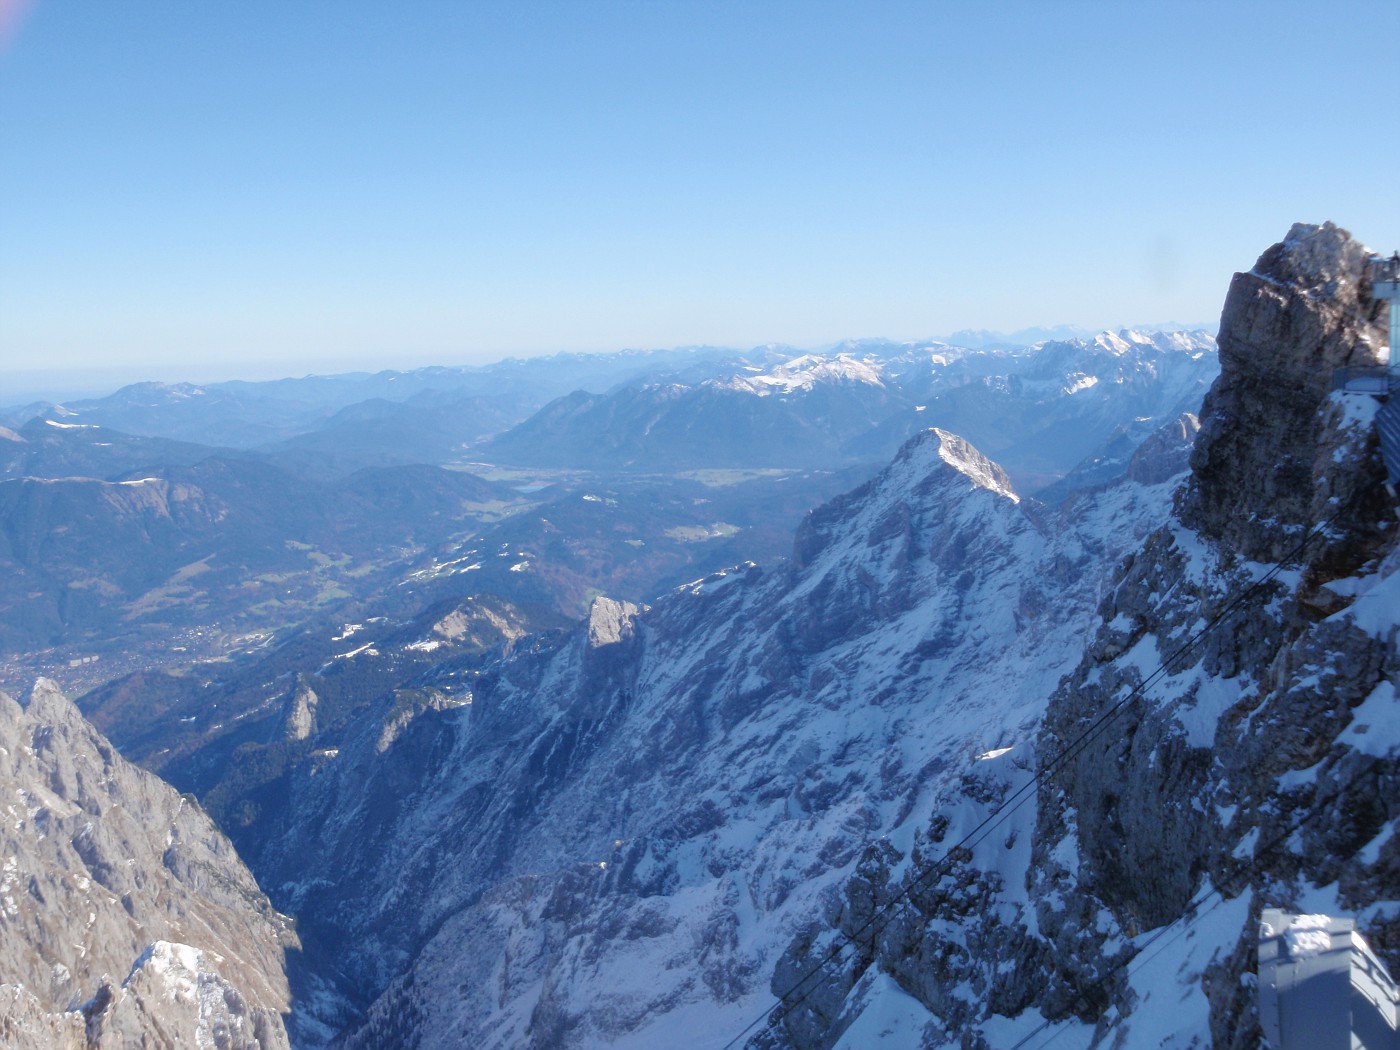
1373 252 1400 374
1258 908 1400 1049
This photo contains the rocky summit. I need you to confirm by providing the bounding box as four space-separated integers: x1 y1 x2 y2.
0 679 295 1049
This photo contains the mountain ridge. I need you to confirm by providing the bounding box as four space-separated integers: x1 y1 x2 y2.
231 418 1184 1046
760 219 1400 1048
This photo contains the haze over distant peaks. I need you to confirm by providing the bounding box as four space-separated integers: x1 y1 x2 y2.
943 321 1213 350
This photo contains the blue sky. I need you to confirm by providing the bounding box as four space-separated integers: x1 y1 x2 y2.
2 0 1398 399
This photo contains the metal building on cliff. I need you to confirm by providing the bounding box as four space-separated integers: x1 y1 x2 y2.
1258 908 1400 1049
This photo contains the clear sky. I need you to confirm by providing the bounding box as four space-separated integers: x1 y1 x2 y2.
2 0 1398 400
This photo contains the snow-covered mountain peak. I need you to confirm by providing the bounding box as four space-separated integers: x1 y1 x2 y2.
1090 329 1138 355
792 426 1026 581
855 426 1020 509
723 353 886 395
926 427 1020 503
1143 328 1218 354
1086 328 1217 358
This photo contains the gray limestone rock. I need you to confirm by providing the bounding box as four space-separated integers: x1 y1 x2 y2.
282 675 319 743
584 596 645 649
1180 221 1389 562
0 679 295 1049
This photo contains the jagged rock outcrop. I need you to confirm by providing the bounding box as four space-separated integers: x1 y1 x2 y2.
1180 220 1390 560
761 222 1399 1048
0 679 295 1048
583 595 645 649
428 595 532 650
1125 411 1199 486
282 675 320 742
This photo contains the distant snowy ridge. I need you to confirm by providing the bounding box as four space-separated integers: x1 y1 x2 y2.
719 353 887 395
484 328 1218 483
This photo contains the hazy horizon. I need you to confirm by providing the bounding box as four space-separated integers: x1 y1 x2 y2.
0 317 1222 407
2 1 1395 394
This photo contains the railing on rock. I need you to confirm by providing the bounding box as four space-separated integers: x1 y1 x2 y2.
1332 366 1396 394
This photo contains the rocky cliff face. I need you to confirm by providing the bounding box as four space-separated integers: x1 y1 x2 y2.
1181 221 1390 560
0 679 295 1049
761 224 1399 1048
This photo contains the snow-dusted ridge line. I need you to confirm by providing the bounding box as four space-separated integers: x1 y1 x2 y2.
256 415 1187 1048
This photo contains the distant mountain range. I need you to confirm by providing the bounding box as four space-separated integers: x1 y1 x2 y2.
485 330 1217 490
0 329 1217 691
2 332 1215 489
935 321 1213 348
0 347 753 453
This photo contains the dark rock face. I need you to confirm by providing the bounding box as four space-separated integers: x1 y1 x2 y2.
0 680 295 1049
1181 221 1389 561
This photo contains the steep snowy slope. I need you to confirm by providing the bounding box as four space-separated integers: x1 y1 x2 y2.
761 223 1399 1048
240 409 1188 1046
0 680 295 1048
